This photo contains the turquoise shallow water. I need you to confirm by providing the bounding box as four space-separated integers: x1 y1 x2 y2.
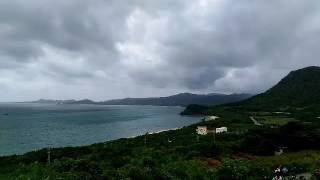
0 103 199 156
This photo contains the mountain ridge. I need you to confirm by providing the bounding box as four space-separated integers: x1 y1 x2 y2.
240 66 320 110
30 93 252 107
181 66 320 114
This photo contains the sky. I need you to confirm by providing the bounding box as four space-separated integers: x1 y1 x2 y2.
1 0 320 101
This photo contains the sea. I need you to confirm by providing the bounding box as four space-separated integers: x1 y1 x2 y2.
0 103 200 156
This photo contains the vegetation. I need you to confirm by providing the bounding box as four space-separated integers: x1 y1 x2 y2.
255 116 296 126
183 66 320 115
242 66 320 110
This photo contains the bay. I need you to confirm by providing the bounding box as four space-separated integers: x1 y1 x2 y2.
0 103 199 156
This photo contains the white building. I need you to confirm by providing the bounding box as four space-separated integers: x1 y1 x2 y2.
274 148 284 156
197 126 228 135
215 127 228 134
196 126 208 135
203 116 219 121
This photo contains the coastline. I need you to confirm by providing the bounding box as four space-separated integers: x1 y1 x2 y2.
126 127 181 139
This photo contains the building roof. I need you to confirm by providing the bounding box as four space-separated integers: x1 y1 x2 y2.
197 126 207 128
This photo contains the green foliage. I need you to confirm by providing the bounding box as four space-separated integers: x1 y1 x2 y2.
242 66 320 110
214 159 252 180
52 158 103 178
162 160 212 179
182 66 320 119
180 104 210 115
257 116 296 126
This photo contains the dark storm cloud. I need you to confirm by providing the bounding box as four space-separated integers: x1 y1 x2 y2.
1 0 320 101
0 1 118 59
119 0 320 92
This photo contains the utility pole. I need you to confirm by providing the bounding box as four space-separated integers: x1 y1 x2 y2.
144 132 148 145
47 147 51 165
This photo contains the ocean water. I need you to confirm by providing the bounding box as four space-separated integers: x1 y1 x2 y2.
0 103 199 156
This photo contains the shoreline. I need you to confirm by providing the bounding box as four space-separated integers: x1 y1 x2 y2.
126 127 180 139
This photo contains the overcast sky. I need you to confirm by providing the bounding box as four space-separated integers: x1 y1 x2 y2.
1 0 320 101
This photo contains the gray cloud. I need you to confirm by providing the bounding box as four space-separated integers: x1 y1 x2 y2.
0 0 320 101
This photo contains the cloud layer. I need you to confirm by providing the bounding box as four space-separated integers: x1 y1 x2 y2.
1 0 320 101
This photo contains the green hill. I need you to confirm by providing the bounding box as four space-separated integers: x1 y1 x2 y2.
241 66 320 110
182 66 320 114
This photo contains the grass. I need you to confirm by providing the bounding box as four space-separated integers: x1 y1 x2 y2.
254 150 320 174
256 116 297 126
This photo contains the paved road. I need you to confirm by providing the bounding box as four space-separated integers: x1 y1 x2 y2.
250 116 262 126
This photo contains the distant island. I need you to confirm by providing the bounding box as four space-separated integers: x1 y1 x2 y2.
30 93 252 107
